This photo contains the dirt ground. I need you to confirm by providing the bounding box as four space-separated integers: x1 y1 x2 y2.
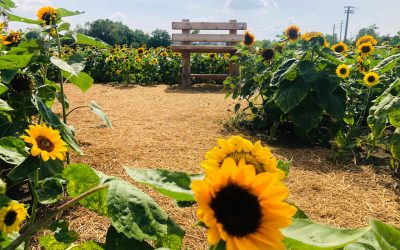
56 84 399 249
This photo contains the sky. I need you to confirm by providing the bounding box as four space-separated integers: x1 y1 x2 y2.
7 0 400 40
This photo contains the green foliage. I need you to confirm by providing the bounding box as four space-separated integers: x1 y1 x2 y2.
105 226 154 250
147 29 172 48
50 220 79 244
0 136 27 165
90 101 113 128
36 177 64 204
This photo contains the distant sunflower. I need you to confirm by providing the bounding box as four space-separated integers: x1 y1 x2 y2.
193 158 296 250
209 53 216 59
137 47 144 55
135 56 142 63
36 6 58 26
331 41 348 54
356 35 378 47
201 136 284 178
285 25 300 41
243 30 256 46
261 48 275 61
301 31 323 42
173 52 181 57
160 51 168 57
357 42 375 57
0 201 28 234
107 55 114 61
336 64 350 79
363 72 379 87
10 74 33 93
323 39 330 48
1 31 21 46
21 124 68 162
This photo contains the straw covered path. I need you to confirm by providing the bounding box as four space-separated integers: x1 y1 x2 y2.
58 84 399 249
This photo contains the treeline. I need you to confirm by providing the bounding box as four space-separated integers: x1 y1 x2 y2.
75 19 171 48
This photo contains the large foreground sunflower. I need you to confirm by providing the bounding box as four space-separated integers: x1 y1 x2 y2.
285 25 300 41
201 136 284 178
243 30 256 46
363 72 379 87
0 201 28 234
357 42 375 57
193 158 296 250
22 124 68 161
331 41 348 54
336 64 350 79
36 6 58 26
356 35 378 47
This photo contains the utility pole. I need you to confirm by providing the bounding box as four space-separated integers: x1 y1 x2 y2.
339 20 344 41
332 24 336 41
344 6 355 42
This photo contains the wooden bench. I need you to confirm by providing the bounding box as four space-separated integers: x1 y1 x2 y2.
172 19 247 87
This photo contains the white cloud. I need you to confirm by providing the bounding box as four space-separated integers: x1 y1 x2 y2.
13 0 53 13
224 0 277 11
109 12 127 22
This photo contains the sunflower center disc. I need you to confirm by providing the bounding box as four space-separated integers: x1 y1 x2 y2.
368 76 375 83
210 184 262 237
362 46 370 53
288 30 298 39
42 12 52 25
263 49 274 60
36 136 54 152
244 34 254 45
335 46 344 53
340 68 347 74
4 211 17 226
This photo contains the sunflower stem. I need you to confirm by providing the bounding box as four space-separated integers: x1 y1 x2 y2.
55 25 70 164
25 168 39 250
4 184 109 250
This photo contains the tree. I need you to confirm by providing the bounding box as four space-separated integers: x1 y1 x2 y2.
147 29 171 48
354 24 379 44
325 34 338 45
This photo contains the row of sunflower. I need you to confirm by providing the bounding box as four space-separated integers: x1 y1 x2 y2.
224 25 400 173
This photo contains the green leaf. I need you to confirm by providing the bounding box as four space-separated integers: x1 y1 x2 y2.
389 111 400 127
277 160 291 177
0 99 13 111
0 0 16 10
209 241 226 250
289 96 323 133
234 103 241 113
1 231 24 250
155 217 185 250
105 226 154 250
389 134 400 160
318 88 346 118
62 164 108 215
50 56 77 76
107 180 170 241
125 167 194 201
0 136 27 165
7 156 39 181
369 219 400 249
373 53 400 73
58 22 71 32
0 54 33 69
37 159 64 180
7 12 40 24
36 178 64 204
0 83 8 95
63 71 93 93
271 59 298 86
50 220 79 244
39 235 70 250
90 101 113 128
282 219 370 249
74 33 109 48
71 241 104 250
274 78 310 113
57 8 84 18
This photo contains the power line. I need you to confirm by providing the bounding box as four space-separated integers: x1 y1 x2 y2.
344 6 355 42
339 20 344 41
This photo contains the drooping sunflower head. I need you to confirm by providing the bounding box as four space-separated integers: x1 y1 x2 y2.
36 6 58 26
10 73 34 93
201 136 284 178
301 31 323 42
261 48 275 61
1 31 21 46
21 124 68 162
336 64 350 79
357 42 375 57
356 35 378 47
363 71 379 87
193 158 296 249
285 25 300 41
331 41 348 54
0 201 28 234
209 53 216 59
243 30 256 46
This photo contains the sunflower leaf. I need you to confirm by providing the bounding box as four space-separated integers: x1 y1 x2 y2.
90 101 112 128
105 226 154 250
0 136 27 166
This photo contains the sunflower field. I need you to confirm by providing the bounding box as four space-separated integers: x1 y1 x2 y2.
225 27 400 176
0 0 399 250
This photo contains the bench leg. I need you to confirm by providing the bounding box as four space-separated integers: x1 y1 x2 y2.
182 51 191 88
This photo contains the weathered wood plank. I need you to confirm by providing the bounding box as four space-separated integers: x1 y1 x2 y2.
172 45 236 53
172 34 243 43
191 74 229 80
172 22 247 30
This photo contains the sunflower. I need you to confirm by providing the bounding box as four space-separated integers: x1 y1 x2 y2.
201 136 284 178
0 201 28 234
160 51 168 57
356 35 378 47
336 64 350 79
331 41 348 54
137 47 145 55
323 39 330 48
173 52 181 57
36 6 58 26
1 31 21 46
285 25 300 41
107 55 114 61
243 30 256 46
10 73 33 93
209 53 216 59
21 124 67 162
357 42 375 57
301 31 323 42
261 48 275 61
135 56 142 63
0 22 4 31
193 158 296 250
363 72 379 87
152 58 158 64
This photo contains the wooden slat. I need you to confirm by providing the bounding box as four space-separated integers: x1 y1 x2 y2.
172 45 236 53
172 22 247 30
191 74 229 80
173 34 243 43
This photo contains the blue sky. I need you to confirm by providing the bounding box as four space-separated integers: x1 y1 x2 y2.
9 0 400 40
